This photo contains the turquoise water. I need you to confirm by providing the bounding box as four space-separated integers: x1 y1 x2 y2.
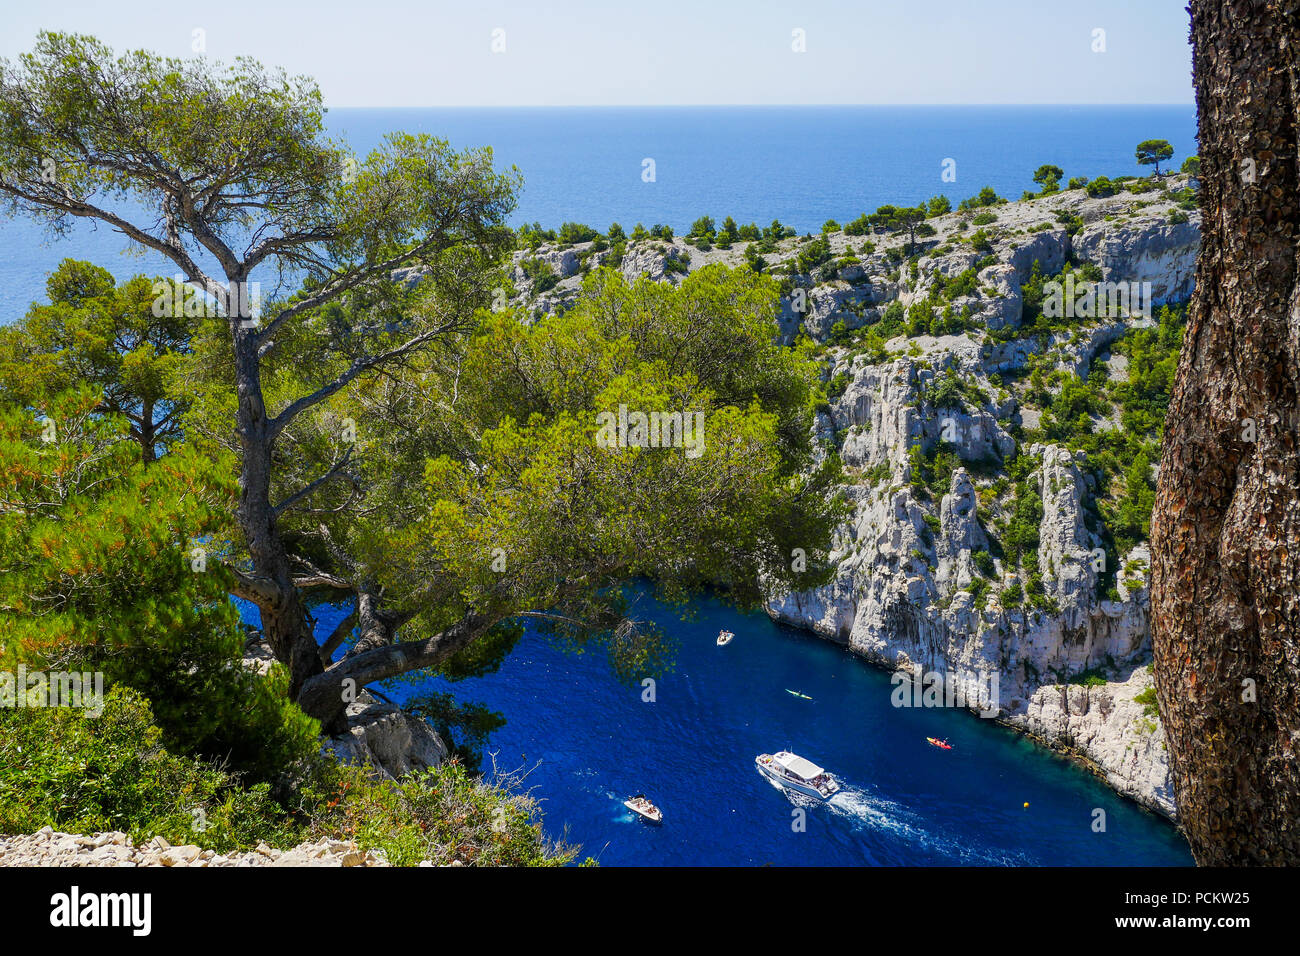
0 105 1196 319
247 591 1193 867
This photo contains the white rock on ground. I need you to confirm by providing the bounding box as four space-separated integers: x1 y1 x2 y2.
0 828 389 867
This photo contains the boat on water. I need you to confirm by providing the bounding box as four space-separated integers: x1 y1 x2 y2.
755 751 840 800
624 794 663 824
716 629 735 646
785 688 812 700
927 737 952 750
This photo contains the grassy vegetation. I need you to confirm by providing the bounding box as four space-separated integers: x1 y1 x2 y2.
1134 686 1160 717
0 687 575 865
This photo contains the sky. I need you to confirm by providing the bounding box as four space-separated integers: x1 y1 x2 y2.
0 0 1194 107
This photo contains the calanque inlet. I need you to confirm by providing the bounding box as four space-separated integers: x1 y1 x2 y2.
494 174 1200 821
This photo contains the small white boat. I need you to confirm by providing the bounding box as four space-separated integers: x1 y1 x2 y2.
624 794 663 825
755 751 840 800
716 629 735 646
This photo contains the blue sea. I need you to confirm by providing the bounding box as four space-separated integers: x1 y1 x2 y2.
241 588 1192 867
0 105 1196 320
7 104 1197 864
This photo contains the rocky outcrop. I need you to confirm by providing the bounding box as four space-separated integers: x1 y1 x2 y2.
764 299 1176 816
1015 664 1175 816
617 243 685 283
322 690 449 781
794 282 874 341
502 176 1200 349
1073 218 1199 304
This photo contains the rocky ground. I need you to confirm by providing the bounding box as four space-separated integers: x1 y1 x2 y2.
0 828 391 867
506 174 1200 820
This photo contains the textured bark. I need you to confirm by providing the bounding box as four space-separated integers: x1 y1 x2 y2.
297 613 495 728
1150 0 1300 865
229 317 330 726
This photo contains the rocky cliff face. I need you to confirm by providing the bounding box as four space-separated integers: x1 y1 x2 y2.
508 175 1199 820
766 362 1177 815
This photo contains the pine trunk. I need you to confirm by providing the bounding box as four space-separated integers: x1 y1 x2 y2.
229 321 337 729
1149 0 1300 864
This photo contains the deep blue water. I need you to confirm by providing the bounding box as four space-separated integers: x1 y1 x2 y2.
0 105 1196 320
241 591 1193 867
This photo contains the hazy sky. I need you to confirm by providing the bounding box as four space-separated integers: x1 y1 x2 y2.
1 0 1194 107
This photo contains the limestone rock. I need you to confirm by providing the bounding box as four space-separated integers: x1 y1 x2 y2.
322 691 450 781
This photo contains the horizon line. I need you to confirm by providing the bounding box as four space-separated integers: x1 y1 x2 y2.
323 102 1197 110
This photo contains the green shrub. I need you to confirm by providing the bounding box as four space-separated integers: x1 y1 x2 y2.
1070 667 1109 688
1004 473 1043 569
1133 686 1160 717
1055 210 1084 236
926 195 952 218
0 686 576 865
958 186 1006 211
520 257 559 292
0 687 312 851
825 370 851 400
688 216 716 240
314 762 576 867
515 222 556 249
796 237 832 274
1085 176 1118 198
558 222 600 244
86 627 324 794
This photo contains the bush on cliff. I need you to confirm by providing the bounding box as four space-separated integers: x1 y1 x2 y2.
0 687 311 851
0 687 575 864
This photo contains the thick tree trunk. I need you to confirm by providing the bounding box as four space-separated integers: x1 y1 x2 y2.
229 320 335 727
1149 0 1300 865
297 612 495 729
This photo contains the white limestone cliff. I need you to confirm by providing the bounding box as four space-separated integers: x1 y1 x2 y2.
508 175 1200 820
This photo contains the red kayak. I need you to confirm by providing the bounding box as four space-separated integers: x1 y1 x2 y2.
926 737 953 750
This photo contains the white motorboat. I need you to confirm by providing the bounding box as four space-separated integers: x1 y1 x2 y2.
755 751 840 800
624 794 663 824
716 629 735 646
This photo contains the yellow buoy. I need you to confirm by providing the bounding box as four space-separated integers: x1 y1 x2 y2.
1023 802 1030 809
